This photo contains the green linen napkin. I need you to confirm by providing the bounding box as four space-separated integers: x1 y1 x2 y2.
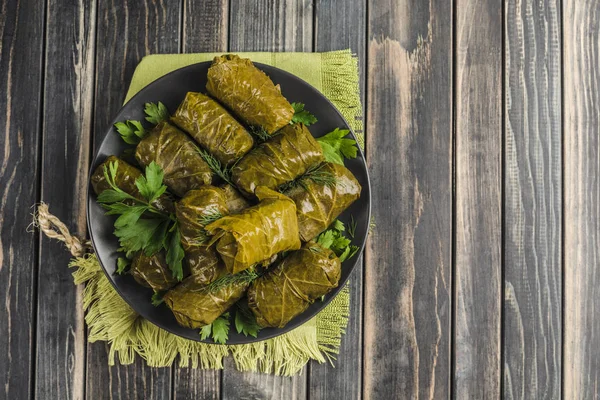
72 50 363 376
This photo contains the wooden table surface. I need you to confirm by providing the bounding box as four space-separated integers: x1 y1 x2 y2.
1 0 598 399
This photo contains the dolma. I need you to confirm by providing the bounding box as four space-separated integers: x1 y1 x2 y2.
135 122 214 197
220 184 251 213
185 245 227 285
206 54 294 134
163 277 248 329
171 92 254 165
91 155 174 213
247 242 341 328
232 124 324 196
176 186 229 249
130 251 179 292
205 187 301 274
284 162 361 241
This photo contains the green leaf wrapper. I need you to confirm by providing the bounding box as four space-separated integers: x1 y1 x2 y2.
232 124 324 196
130 251 180 292
163 277 248 329
185 245 228 286
206 54 294 135
175 186 229 249
90 156 174 213
171 92 254 166
247 242 341 328
219 184 251 214
135 122 215 197
284 162 361 242
205 187 301 274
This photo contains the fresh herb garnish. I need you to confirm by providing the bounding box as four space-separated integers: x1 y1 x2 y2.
144 101 169 124
114 120 146 145
200 313 231 344
235 301 261 338
151 291 165 306
279 163 337 192
116 257 130 275
316 219 359 262
317 128 358 165
291 102 318 126
206 269 260 293
196 146 233 185
249 126 273 143
97 160 185 280
348 216 357 239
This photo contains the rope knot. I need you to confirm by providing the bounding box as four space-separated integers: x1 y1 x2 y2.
33 203 91 257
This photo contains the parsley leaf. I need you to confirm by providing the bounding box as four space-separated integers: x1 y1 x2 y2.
165 224 185 281
200 324 212 341
316 230 335 249
135 162 167 203
316 128 358 165
332 219 345 232
151 291 165 306
291 102 318 126
116 257 130 275
235 302 261 338
144 102 170 125
114 120 146 145
211 313 231 344
315 219 360 262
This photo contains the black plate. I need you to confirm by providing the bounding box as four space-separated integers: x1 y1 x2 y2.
87 61 371 344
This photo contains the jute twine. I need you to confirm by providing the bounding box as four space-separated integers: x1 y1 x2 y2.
33 203 91 257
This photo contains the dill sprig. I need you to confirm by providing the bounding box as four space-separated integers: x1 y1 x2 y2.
249 126 273 143
196 146 233 185
198 210 223 226
348 216 357 239
279 163 337 192
206 269 260 293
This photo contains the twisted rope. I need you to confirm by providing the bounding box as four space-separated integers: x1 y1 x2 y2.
32 203 91 257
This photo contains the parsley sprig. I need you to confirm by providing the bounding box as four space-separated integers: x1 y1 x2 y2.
316 219 359 262
97 160 185 280
114 101 169 145
200 313 230 344
291 102 317 126
235 301 261 338
316 128 358 165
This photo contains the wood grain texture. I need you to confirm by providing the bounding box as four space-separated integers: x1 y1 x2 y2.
223 1 313 398
86 343 171 400
229 0 313 52
86 1 180 397
183 0 228 53
454 0 502 397
310 1 366 398
0 0 44 399
35 0 96 398
364 0 453 398
172 1 228 398
504 0 562 398
564 1 600 398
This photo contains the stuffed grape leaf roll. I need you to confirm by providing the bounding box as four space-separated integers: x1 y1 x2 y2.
247 242 341 328
163 277 248 329
220 184 251 213
205 187 301 274
206 54 294 134
176 186 229 249
130 251 179 292
90 155 174 213
171 92 254 166
232 124 324 196
185 245 227 285
284 162 361 241
135 122 214 197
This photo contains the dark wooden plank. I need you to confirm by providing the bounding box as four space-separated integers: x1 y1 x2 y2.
503 0 562 398
309 1 366 399
222 1 313 398
87 2 181 398
0 0 44 399
454 0 502 397
34 0 96 398
172 1 229 399
86 342 171 400
364 0 453 398
182 0 228 53
563 1 600 398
